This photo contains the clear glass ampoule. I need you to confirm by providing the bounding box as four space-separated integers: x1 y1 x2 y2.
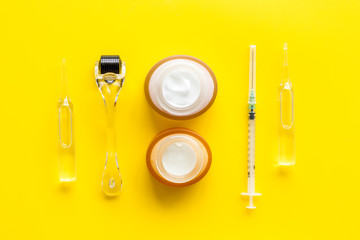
58 59 76 181
278 43 295 165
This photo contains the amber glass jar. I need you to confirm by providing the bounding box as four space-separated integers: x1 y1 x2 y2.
145 55 217 120
146 128 212 187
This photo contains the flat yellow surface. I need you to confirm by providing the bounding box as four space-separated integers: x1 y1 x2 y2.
1 0 359 239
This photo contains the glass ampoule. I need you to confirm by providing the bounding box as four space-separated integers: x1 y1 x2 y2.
58 59 76 181
278 43 295 166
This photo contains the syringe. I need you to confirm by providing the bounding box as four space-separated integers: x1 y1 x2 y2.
241 45 261 209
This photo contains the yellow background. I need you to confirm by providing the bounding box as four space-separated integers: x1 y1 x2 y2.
1 0 359 239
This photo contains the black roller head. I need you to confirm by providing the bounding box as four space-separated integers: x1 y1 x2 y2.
100 55 121 74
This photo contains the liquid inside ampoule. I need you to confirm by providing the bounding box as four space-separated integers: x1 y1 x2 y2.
58 97 76 181
278 84 295 165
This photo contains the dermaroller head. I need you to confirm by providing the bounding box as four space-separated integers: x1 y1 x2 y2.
95 55 126 196
100 55 121 74
95 55 126 84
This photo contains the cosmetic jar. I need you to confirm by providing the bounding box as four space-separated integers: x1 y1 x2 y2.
146 128 212 187
145 55 217 120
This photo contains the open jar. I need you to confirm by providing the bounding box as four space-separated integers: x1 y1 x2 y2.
146 128 212 187
145 55 217 120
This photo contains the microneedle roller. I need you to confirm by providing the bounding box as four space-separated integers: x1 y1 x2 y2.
95 55 126 196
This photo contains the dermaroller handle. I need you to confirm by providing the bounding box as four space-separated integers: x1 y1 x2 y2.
102 89 122 195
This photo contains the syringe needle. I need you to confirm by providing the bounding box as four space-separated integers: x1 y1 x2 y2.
249 45 256 99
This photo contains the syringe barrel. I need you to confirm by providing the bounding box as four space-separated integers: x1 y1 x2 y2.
247 115 256 192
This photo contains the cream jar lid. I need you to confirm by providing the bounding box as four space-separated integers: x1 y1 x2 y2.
145 55 217 120
146 128 212 187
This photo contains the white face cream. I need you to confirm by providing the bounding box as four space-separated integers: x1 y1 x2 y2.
162 142 197 176
162 69 201 108
146 56 217 119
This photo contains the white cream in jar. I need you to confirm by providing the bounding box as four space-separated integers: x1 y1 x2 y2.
162 142 197 176
145 56 217 119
